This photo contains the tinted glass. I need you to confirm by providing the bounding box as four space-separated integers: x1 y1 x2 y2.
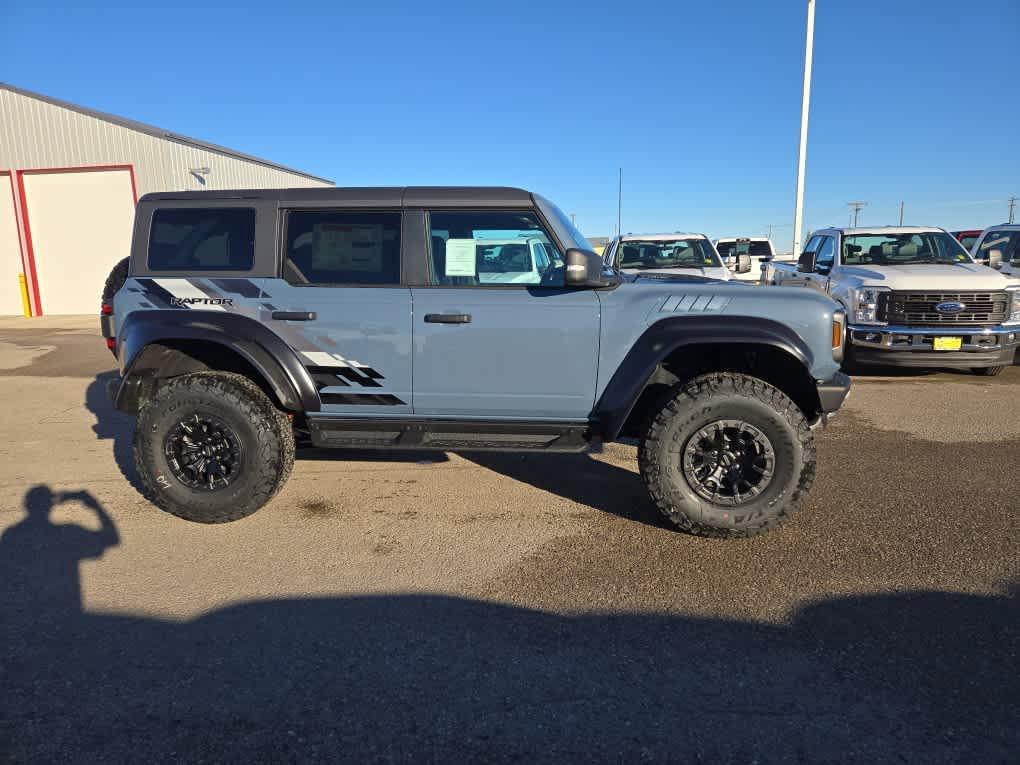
717 240 773 258
842 232 970 265
816 236 835 267
617 239 721 269
428 211 563 286
978 231 1020 263
284 211 401 285
148 208 255 271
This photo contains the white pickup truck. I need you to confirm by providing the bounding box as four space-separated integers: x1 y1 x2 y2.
762 226 1020 375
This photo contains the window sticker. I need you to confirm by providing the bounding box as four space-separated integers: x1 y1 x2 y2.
444 238 477 276
312 224 383 272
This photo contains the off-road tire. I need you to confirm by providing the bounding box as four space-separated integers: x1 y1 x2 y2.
638 372 815 538
971 366 1005 376
101 257 130 305
134 372 295 523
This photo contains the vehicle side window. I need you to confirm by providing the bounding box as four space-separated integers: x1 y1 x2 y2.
148 208 255 271
427 211 563 287
815 236 835 270
283 210 401 286
802 235 822 255
978 231 1019 262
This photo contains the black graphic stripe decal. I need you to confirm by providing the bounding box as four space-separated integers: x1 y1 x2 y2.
319 393 405 406
335 367 382 387
309 370 350 389
135 279 185 309
306 364 384 389
210 278 263 298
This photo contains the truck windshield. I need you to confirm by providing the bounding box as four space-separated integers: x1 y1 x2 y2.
533 194 594 252
842 232 971 265
716 240 773 258
617 239 721 269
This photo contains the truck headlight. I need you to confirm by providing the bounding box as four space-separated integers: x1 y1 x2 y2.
1006 288 1020 325
851 286 889 325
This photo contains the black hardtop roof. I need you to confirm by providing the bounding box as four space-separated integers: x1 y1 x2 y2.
138 186 536 207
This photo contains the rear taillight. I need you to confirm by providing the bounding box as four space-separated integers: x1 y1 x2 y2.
101 303 113 316
105 337 116 351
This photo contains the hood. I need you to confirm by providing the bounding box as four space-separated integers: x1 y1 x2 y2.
622 268 732 284
839 262 1012 290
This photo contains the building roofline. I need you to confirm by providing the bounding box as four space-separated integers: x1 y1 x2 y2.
1 82 334 185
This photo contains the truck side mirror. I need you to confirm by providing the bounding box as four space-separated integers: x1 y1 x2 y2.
564 248 612 288
735 253 752 274
987 249 1003 269
797 250 817 273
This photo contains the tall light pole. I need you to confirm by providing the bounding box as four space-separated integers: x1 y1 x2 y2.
1009 196 1016 224
792 0 816 257
617 168 623 236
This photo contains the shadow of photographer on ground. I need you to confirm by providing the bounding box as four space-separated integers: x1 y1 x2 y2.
0 486 119 626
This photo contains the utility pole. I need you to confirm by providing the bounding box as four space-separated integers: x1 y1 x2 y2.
766 224 774 240
1009 196 1016 224
617 168 622 236
570 213 576 228
792 0 816 257
847 200 867 227
899 200 904 226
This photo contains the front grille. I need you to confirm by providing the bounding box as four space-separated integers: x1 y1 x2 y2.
878 291 1009 326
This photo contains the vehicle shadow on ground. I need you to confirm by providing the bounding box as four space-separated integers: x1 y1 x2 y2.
1 486 1016 761
463 452 669 529
85 371 145 493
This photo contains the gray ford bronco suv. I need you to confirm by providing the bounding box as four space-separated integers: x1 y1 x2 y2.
102 187 850 537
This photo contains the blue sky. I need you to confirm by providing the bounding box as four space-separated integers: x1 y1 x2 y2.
4 0 1018 250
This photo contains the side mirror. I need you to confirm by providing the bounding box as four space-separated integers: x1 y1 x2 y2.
797 250 817 273
564 248 611 288
987 249 1003 269
735 253 752 274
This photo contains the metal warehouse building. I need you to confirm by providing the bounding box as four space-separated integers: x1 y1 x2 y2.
0 83 333 316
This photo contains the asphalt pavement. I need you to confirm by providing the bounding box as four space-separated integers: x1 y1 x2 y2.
0 316 1016 762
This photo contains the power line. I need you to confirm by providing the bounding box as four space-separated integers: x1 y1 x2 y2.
847 201 868 227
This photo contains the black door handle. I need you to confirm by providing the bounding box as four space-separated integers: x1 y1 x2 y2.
424 313 471 324
272 311 317 321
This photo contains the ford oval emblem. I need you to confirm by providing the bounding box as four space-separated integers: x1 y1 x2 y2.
935 301 966 314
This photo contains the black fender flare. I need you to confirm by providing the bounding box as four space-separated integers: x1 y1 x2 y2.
592 315 816 440
114 310 319 413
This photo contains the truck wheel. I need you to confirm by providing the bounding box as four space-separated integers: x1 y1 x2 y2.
101 257 130 305
134 372 295 523
639 373 815 538
971 366 1005 376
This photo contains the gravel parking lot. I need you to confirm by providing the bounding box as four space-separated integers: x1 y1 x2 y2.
1 316 1016 762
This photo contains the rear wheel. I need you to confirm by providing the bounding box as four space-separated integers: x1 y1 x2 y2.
971 366 1005 376
134 372 294 523
639 373 815 538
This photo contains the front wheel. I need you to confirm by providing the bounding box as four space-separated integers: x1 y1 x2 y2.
972 366 1005 376
639 373 815 538
134 372 295 523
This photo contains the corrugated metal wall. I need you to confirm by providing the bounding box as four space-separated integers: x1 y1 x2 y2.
0 88 331 192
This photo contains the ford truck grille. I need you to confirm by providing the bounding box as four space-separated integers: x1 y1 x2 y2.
878 291 1009 326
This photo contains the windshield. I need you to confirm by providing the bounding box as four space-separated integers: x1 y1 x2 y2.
842 232 971 265
716 240 773 258
533 194 593 251
958 234 979 251
616 239 722 270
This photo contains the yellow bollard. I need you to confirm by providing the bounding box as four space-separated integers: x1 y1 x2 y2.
18 273 31 317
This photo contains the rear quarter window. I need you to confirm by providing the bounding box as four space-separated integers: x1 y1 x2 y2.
148 208 256 271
